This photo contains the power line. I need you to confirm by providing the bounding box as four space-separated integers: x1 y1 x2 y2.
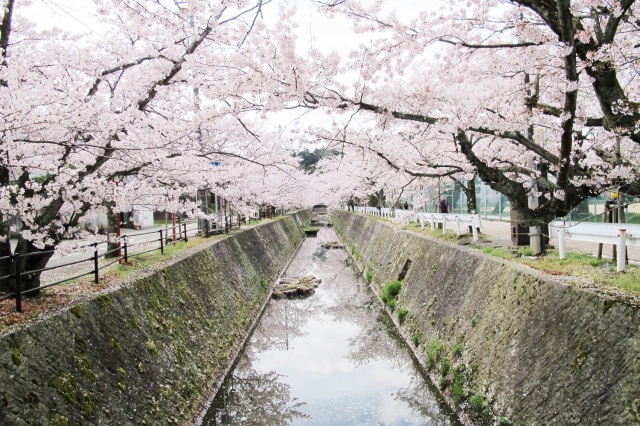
40 0 108 42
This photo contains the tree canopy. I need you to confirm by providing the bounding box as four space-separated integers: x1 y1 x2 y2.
1 0 639 289
306 0 640 224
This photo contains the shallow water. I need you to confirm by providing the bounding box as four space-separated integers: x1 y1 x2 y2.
200 227 460 425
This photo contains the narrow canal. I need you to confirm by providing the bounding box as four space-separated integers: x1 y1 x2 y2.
200 226 460 425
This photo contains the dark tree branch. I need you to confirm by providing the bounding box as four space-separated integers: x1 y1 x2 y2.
468 127 560 165
438 38 543 49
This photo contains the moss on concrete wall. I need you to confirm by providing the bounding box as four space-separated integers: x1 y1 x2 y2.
0 211 310 425
334 210 640 425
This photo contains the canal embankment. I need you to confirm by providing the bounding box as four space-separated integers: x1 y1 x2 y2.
0 210 310 425
332 210 640 425
200 225 460 425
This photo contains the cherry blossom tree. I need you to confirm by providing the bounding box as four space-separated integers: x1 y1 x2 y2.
0 0 307 292
304 0 640 227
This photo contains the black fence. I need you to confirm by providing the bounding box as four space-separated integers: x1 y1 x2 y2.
0 221 202 313
0 210 287 313
0 210 268 312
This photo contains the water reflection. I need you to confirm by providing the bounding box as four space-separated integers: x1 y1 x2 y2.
207 356 308 425
201 227 459 425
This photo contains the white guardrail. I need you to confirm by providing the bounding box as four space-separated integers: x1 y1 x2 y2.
417 213 483 241
346 206 638 272
550 221 640 272
346 206 482 241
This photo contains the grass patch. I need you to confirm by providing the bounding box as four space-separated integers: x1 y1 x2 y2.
480 246 515 260
397 307 408 324
381 280 402 311
518 246 533 257
477 244 640 295
469 392 485 412
627 212 640 224
452 343 463 358
518 251 640 293
364 268 373 283
451 365 466 404
411 333 420 347
425 339 445 370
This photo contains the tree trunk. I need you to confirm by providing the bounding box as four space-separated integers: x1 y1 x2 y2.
464 178 477 213
11 236 55 295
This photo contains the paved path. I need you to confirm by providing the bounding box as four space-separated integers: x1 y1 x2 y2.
481 219 640 263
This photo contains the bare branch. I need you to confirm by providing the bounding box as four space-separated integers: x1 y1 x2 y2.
438 38 543 49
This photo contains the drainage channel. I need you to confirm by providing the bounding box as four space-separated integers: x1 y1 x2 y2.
199 226 461 425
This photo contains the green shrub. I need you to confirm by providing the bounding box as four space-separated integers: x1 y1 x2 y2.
451 366 466 405
397 307 408 324
425 339 445 370
440 357 450 376
452 343 463 357
381 280 402 310
411 333 420 347
387 298 397 311
470 392 484 412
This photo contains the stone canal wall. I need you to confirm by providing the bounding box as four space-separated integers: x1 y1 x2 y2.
333 210 640 425
0 210 310 425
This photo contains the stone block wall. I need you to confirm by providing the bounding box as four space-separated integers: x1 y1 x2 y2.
333 211 640 425
0 211 309 425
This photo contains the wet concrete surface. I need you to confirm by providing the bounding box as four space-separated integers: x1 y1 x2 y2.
200 226 460 425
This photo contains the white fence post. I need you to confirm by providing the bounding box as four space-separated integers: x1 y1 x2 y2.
559 227 566 260
618 229 627 272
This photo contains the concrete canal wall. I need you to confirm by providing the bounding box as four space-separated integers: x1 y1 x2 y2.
0 210 310 425
333 210 640 425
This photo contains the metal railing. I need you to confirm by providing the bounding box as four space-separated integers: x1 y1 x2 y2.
0 221 200 313
0 208 288 313
550 221 640 272
0 208 285 312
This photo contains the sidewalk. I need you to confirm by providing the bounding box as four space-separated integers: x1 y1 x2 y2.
480 219 640 263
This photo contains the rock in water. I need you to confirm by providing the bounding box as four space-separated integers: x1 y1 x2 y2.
321 241 345 250
272 275 322 299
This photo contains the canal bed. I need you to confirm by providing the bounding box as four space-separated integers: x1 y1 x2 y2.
200 227 460 425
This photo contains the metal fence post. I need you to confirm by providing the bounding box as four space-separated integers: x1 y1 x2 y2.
93 243 99 283
123 238 128 264
159 229 164 254
14 253 22 313
183 223 188 242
